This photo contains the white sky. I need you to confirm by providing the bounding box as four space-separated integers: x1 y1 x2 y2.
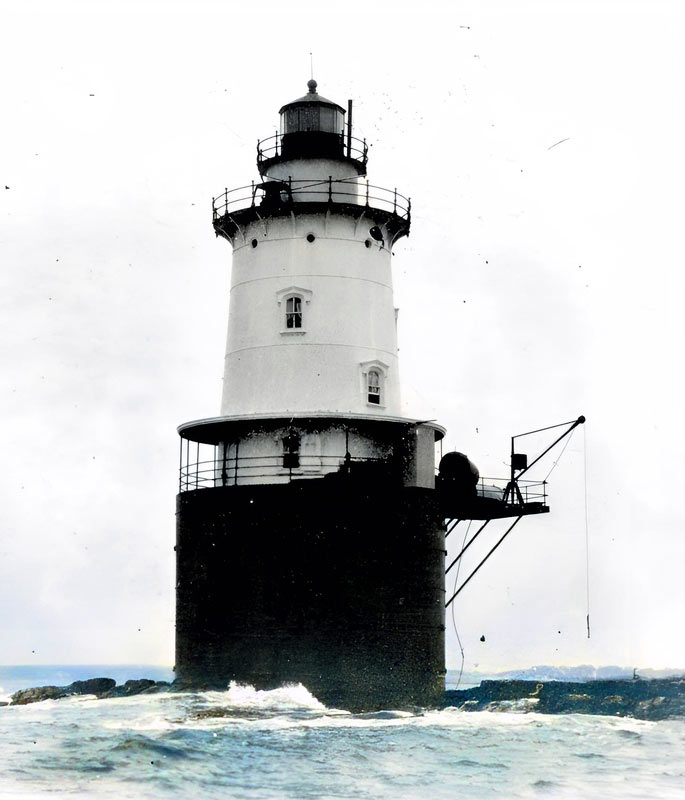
1 0 683 673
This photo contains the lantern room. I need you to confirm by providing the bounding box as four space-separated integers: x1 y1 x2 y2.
279 79 345 135
257 79 367 174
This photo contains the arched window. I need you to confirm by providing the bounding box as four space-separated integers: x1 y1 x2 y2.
367 370 381 404
285 296 302 329
360 360 388 408
277 286 312 334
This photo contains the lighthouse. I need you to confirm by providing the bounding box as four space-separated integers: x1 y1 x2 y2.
175 80 447 710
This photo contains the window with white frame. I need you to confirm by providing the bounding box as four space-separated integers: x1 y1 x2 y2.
276 286 312 334
285 295 302 329
360 360 388 407
367 370 381 404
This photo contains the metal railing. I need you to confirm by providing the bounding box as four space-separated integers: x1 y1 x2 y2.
476 477 547 505
179 452 385 493
212 177 410 222
256 133 368 166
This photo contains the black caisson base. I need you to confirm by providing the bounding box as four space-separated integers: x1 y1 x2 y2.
175 478 445 712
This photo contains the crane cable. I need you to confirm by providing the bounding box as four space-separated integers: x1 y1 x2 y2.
534 422 591 638
542 426 577 482
451 520 472 691
539 422 591 638
584 423 591 638
539 421 591 638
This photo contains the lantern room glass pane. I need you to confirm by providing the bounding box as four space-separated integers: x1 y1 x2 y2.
319 107 336 133
283 108 298 133
299 106 319 131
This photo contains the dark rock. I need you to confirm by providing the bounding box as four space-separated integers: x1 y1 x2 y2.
443 678 685 720
69 678 116 695
633 695 685 721
141 681 172 694
8 675 174 705
99 679 172 699
11 685 70 705
122 679 157 694
121 679 170 696
11 678 115 705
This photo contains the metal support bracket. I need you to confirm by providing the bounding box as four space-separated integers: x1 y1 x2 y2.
445 516 523 608
445 519 491 575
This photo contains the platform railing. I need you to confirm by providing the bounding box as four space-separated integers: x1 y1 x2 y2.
212 177 410 222
256 132 368 166
476 476 547 505
179 452 386 493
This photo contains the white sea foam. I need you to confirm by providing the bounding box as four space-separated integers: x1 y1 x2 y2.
101 712 177 733
205 680 329 711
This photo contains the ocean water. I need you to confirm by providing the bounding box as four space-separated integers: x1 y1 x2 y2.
1 669 684 800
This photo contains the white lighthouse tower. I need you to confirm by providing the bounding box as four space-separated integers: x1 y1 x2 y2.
221 80 402 422
175 81 447 710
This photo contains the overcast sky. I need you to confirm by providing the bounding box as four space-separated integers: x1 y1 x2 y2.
1 0 683 674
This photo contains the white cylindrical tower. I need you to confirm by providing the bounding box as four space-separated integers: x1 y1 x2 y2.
221 212 401 416
218 79 405 419
176 81 446 711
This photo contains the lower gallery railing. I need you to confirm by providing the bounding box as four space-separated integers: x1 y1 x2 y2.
178 451 385 492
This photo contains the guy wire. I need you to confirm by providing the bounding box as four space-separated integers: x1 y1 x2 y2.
452 520 472 690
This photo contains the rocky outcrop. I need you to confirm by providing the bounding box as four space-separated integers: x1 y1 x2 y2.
9 678 171 705
10 685 72 705
100 679 171 698
8 675 685 718
69 678 116 695
443 678 685 720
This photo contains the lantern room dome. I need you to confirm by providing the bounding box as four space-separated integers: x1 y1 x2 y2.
278 79 346 136
280 79 345 111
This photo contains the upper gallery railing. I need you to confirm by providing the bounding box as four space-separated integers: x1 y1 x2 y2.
256 132 368 167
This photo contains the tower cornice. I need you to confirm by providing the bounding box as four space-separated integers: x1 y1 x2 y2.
178 412 445 445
